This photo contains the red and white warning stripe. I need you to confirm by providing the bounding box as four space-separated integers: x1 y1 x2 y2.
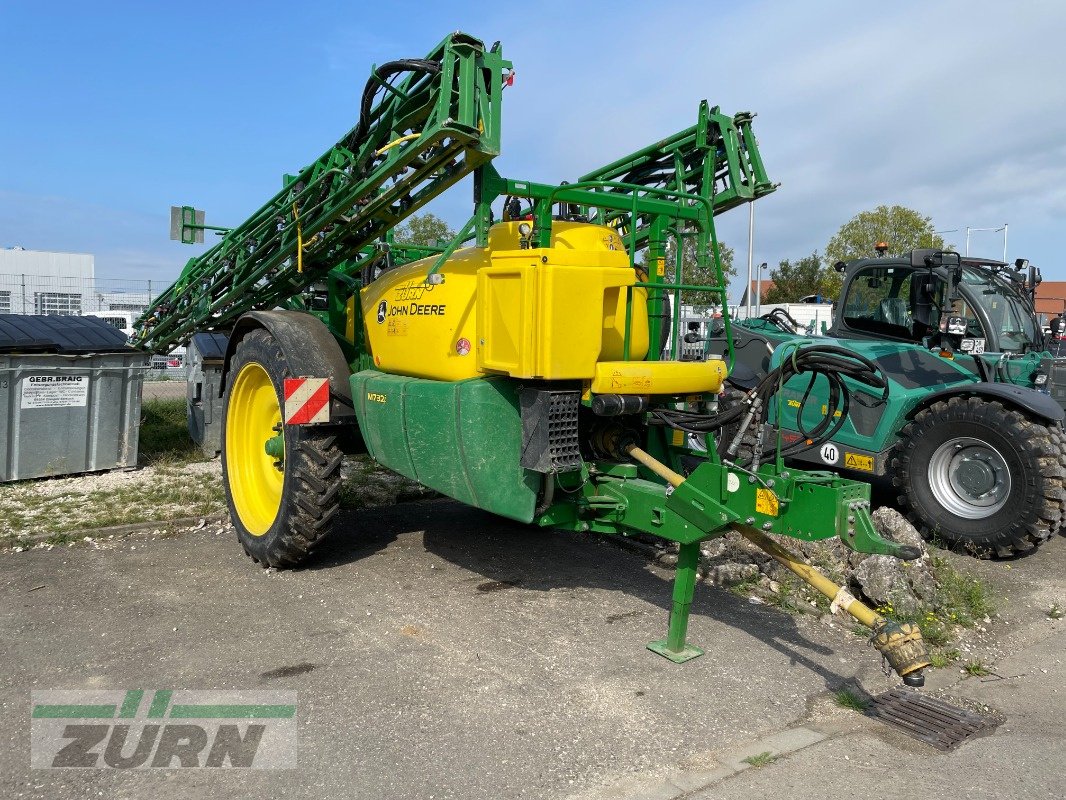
283 377 330 424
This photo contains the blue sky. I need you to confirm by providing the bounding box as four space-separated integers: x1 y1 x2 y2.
2 1 1065 300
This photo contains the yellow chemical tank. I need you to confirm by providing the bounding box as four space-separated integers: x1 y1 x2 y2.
359 221 650 382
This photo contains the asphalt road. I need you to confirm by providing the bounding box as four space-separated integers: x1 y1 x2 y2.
2 499 1064 799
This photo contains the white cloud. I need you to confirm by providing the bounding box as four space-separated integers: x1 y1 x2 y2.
6 1 1066 291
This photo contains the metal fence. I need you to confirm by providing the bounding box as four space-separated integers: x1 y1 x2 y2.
143 377 187 401
0 274 157 318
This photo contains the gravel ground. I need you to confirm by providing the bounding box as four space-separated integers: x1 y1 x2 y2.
0 456 429 541
0 460 224 538
2 460 218 499
2 500 1062 800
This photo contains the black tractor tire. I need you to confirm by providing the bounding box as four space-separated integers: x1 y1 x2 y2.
1050 423 1066 536
221 328 343 568
892 396 1064 557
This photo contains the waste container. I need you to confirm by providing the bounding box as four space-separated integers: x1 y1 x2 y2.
186 331 229 457
0 314 147 482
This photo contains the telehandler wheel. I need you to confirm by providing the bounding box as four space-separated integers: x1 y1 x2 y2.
1050 424 1066 537
221 328 343 568
892 396 1064 557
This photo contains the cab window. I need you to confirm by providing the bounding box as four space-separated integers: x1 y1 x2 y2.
842 267 924 339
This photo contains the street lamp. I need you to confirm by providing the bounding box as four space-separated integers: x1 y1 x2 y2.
965 224 1009 261
745 201 755 318
755 262 768 317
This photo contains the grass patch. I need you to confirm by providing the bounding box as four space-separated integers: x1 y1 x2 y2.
963 660 990 677
726 575 762 599
833 688 870 712
929 648 961 669
140 398 202 465
742 751 778 768
0 469 225 537
1048 605 1064 620
931 555 995 623
876 556 994 649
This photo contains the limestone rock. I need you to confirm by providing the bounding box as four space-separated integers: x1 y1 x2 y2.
871 506 927 556
706 562 759 587
852 555 921 616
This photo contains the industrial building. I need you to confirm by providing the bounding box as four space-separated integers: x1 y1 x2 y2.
0 246 153 318
0 247 94 315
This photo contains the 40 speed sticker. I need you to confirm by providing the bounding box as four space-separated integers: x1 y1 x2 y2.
819 442 839 465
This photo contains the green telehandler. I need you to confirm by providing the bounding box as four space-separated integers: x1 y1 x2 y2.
696 248 1066 557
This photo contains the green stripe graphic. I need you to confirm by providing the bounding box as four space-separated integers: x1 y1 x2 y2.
119 690 144 718
169 704 296 719
147 690 172 718
32 691 295 719
32 704 116 719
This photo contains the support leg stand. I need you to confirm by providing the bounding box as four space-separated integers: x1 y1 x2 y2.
647 541 704 663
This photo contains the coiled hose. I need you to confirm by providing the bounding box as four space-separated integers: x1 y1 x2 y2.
345 58 442 154
650 344 889 461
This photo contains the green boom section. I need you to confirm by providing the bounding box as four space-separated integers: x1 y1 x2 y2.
351 372 540 523
136 32 510 353
577 103 776 253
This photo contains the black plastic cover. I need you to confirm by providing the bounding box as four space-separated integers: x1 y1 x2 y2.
519 388 581 473
190 331 230 362
0 314 134 354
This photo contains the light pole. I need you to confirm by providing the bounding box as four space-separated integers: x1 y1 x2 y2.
929 229 957 248
965 224 1008 259
745 201 755 319
755 262 768 317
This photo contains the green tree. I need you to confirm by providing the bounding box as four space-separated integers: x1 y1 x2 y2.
393 212 455 247
644 234 735 310
764 252 839 304
825 204 945 265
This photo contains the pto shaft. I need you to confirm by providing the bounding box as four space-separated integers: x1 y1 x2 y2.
737 525 929 686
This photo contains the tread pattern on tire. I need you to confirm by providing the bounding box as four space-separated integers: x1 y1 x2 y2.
892 396 1064 557
1048 423 1066 537
224 329 343 569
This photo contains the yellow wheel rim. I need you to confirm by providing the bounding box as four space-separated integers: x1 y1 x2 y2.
226 362 284 536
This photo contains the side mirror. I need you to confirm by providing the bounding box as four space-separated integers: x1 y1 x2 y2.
911 279 937 327
1015 258 1029 270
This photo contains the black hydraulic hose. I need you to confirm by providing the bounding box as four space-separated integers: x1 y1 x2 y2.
760 307 801 334
346 58 442 152
649 344 889 460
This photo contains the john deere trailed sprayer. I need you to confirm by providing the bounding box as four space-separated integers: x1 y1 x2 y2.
136 33 929 683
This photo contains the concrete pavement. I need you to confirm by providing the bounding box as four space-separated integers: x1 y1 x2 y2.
1 498 1063 799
